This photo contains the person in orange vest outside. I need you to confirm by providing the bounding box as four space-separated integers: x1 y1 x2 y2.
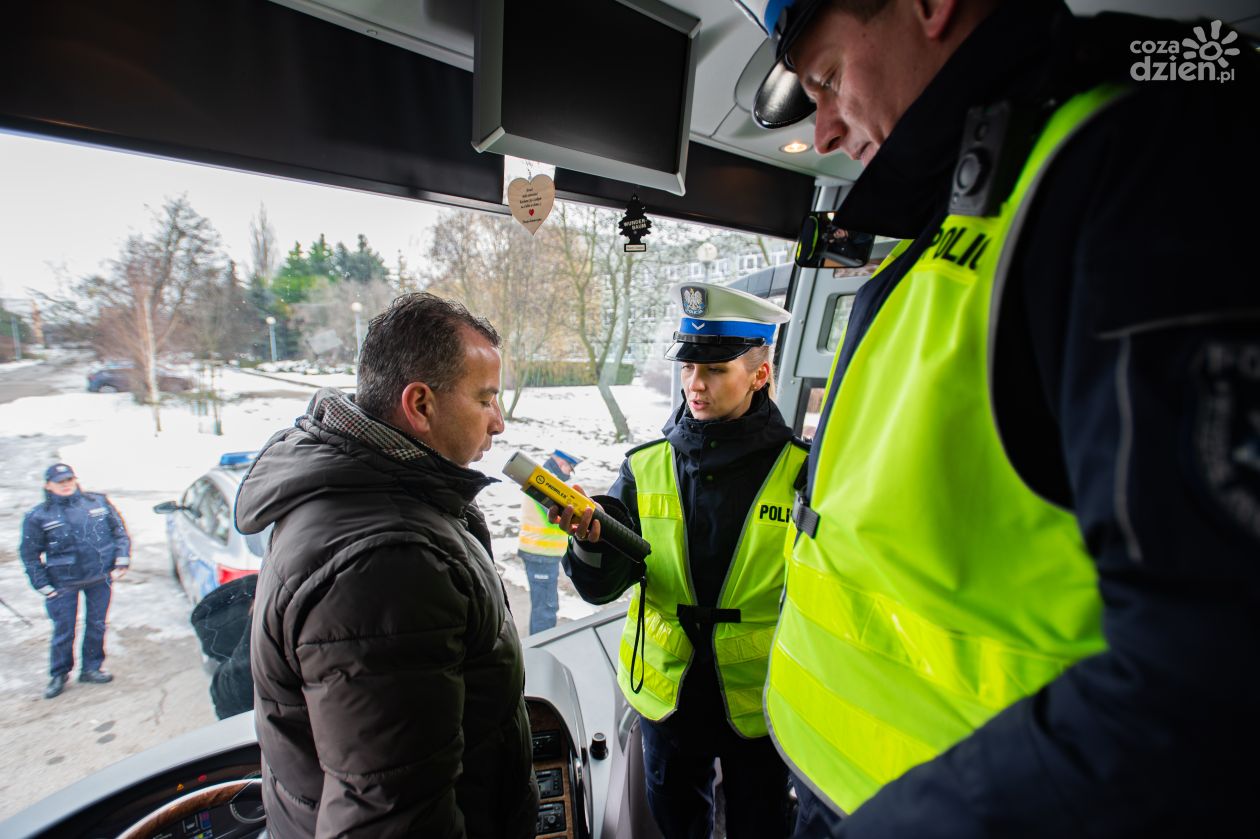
517 449 581 634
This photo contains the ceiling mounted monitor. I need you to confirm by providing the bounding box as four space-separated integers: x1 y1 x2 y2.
473 0 699 196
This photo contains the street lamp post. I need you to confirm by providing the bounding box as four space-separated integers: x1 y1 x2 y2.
350 302 363 367
265 316 277 363
695 241 718 281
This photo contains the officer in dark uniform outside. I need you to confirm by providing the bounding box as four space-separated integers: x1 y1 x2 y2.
735 0 1259 836
517 448 582 634
19 463 130 699
556 282 807 838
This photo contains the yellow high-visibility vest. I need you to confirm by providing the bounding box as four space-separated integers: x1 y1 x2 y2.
766 85 1128 813
618 439 806 737
518 498 568 557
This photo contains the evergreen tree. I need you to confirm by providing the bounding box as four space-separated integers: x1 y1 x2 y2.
340 234 389 284
308 234 335 278
332 242 352 282
278 242 308 277
273 242 319 304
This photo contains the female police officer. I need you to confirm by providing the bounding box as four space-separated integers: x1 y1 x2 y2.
556 282 806 839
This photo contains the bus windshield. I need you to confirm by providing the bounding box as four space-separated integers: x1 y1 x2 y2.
0 130 791 817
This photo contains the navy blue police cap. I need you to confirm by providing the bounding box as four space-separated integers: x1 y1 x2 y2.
731 0 829 129
45 463 76 482
665 281 791 364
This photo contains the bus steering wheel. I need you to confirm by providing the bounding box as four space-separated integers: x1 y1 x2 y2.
115 778 264 839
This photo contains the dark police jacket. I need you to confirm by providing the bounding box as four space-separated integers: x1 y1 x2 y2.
236 389 536 839
565 389 798 735
19 489 130 591
800 0 1260 834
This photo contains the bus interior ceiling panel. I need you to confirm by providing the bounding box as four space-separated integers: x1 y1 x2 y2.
0 0 815 238
0 0 505 210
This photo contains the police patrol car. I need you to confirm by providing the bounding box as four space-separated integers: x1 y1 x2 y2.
153 452 272 606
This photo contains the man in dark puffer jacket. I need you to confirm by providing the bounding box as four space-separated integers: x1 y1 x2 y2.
236 293 537 838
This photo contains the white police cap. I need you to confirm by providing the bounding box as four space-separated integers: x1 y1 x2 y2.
665 281 791 363
731 0 828 129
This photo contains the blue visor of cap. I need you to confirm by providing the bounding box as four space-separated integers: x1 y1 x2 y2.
677 319 778 344
762 0 794 33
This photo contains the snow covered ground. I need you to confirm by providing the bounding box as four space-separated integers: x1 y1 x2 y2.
0 353 672 820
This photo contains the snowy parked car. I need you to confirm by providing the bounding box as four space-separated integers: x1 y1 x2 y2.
153 452 271 605
87 361 193 393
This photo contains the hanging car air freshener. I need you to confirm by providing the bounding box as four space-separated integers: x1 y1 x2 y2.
619 194 651 252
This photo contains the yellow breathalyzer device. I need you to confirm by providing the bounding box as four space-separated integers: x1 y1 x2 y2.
503 451 650 562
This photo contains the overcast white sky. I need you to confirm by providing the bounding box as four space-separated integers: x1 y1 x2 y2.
0 130 452 302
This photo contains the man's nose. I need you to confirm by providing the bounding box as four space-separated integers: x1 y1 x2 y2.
489 403 506 435
814 106 846 156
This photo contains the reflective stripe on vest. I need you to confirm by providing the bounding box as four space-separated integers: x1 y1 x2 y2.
618 439 806 737
766 85 1128 814
519 499 569 556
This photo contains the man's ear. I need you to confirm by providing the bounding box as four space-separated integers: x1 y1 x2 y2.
396 381 436 436
913 0 960 41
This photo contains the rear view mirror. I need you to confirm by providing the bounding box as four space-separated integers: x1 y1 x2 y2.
153 501 181 514
795 212 874 269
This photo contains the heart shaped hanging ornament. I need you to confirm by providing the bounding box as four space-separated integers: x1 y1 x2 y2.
507 174 556 236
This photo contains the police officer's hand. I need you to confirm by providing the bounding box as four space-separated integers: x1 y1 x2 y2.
111 567 127 582
550 484 603 543
40 586 60 599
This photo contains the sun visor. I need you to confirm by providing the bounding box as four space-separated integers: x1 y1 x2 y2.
753 60 816 129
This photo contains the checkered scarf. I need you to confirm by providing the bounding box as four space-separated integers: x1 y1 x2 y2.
310 388 435 464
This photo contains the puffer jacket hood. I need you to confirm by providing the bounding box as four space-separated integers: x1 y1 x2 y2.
236 387 493 535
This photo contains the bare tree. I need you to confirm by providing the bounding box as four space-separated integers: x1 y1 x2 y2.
248 203 277 283
395 251 421 293
30 287 97 347
551 203 645 442
426 211 566 419
426 210 483 302
83 196 224 432
181 260 256 433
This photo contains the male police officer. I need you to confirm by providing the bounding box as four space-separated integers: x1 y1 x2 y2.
20 463 130 699
518 448 581 634
738 0 1259 835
